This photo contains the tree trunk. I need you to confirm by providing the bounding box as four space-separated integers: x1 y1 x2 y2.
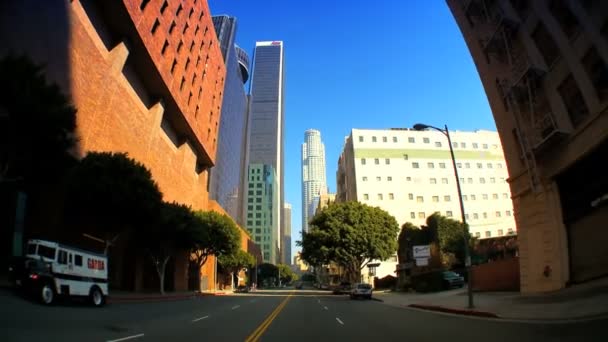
155 257 169 295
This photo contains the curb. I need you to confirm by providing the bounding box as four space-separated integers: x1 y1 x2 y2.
408 304 500 318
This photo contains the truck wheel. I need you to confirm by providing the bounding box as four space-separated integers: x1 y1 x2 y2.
40 282 55 305
90 286 105 307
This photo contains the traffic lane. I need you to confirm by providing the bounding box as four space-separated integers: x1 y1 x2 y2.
318 294 608 342
145 294 285 342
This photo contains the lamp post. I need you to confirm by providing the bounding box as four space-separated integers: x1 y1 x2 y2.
413 123 474 309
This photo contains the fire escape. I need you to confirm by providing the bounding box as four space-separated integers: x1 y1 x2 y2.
460 0 567 193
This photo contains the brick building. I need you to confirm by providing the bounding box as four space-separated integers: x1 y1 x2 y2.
0 0 252 292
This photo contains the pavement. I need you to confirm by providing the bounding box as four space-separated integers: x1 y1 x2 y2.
2 287 608 341
375 277 608 321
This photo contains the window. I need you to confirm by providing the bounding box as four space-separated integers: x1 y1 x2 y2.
444 195 451 202
493 193 499 199
468 178 473 184
151 19 160 34
406 177 412 181
363 194 369 200
423 137 430 144
256 190 262 195
411 212 416 219
506 210 512 216
460 177 465 183
439 163 446 169
248 190 254 196
412 162 419 168
140 0 151 10
442 178 448 184
427 162 435 169
465 163 470 169
456 163 462 168
490 177 496 183
408 193 414 200
183 23 189 35
501 178 506 183
403 154 409 160
472 143 478 149
430 178 437 184
446 211 453 217
473 213 479 219
176 4 183 16
161 40 169 55
376 176 381 181
461 142 467 148
358 136 364 142
248 198 253 203
483 212 488 219
374 158 380 165
435 142 442 147
393 137 398 143
485 231 491 238
480 178 486 184
385 158 390 165
256 198 261 203
362 176 368 181
452 142 458 148
418 212 426 219
361 158 366 165
498 229 504 236
471 194 477 200
382 136 387 142
582 47 608 103
74 255 83 267
550 0 580 40
248 221 253 227
496 211 502 217
463 195 468 201
408 137 415 143
387 176 393 181
532 23 560 67
256 205 261 210
57 250 68 264
475 232 481 238
389 193 394 200
432 196 439 202
255 213 262 218
378 194 383 200
483 194 489 200
483 144 488 149
487 163 493 169
38 245 56 259
256 183 262 188
498 163 503 169
248 205 253 210
372 136 377 142
477 163 483 169
503 193 509 199
466 214 470 220
416 196 424 203
255 220 261 226
160 1 168 13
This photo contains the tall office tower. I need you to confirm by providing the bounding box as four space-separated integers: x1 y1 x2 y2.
301 129 327 233
246 164 279 264
283 203 292 264
245 41 285 264
446 0 608 292
209 15 250 225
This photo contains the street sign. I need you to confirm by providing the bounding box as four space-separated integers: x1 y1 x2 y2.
413 245 431 258
415 258 429 266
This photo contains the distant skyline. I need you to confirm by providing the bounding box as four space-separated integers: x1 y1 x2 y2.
301 129 327 235
208 0 497 259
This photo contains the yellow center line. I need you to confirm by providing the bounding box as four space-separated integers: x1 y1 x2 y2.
245 292 293 342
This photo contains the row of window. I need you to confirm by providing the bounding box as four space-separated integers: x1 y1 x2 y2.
409 210 513 220
361 175 507 185
357 135 499 150
405 193 510 202
474 228 515 239
362 193 396 200
360 159 505 170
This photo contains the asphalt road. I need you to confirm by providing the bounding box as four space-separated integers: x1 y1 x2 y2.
2 288 608 342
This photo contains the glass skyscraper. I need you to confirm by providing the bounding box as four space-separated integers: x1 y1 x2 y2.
246 164 279 264
301 129 327 233
245 41 285 264
209 16 249 225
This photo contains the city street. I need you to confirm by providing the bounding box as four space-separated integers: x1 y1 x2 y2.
2 288 607 342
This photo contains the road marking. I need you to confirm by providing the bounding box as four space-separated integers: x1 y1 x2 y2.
232 305 240 310
106 333 144 342
245 293 293 342
192 315 209 322
336 318 344 325
323 306 328 310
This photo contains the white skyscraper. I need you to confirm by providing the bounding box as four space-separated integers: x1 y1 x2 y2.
302 129 327 233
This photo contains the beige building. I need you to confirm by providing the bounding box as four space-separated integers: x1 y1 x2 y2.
447 0 608 292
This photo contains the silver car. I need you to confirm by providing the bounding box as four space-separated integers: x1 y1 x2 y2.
350 283 373 300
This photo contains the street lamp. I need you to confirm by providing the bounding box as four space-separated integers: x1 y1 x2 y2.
413 123 474 309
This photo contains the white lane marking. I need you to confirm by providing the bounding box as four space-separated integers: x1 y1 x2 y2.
323 306 328 310
106 333 144 342
336 318 344 325
232 305 240 310
192 315 209 322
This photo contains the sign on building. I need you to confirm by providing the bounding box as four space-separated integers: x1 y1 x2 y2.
413 245 431 258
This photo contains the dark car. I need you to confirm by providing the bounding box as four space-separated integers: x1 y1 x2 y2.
235 285 250 293
442 271 465 289
332 281 351 294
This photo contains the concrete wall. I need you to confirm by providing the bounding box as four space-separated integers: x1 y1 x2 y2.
472 257 520 292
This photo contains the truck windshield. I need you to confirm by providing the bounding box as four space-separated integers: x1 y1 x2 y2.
37 245 56 260
27 243 37 255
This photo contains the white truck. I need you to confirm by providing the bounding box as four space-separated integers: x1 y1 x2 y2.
8 239 108 306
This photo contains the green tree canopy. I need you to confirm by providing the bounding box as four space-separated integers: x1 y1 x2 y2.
277 263 298 284
397 222 430 263
0 55 77 185
425 213 472 265
64 151 163 249
218 249 255 274
299 201 399 282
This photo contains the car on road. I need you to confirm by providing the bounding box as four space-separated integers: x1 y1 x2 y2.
442 271 465 289
235 285 250 293
350 283 373 300
332 281 352 295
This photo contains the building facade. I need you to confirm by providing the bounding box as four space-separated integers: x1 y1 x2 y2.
338 129 516 238
447 0 608 292
0 0 228 291
245 164 279 264
301 129 328 233
209 15 249 225
245 41 286 264
283 203 292 264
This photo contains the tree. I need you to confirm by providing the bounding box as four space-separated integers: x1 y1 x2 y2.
218 249 255 288
397 222 429 263
187 211 241 290
425 213 472 265
257 263 279 287
299 201 399 283
0 55 77 185
277 263 298 284
64 152 163 252
141 202 195 294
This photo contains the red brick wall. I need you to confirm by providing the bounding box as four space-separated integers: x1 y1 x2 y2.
472 257 520 292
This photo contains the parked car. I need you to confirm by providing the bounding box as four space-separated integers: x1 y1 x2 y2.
350 283 373 300
332 281 352 295
442 271 465 289
235 285 250 293
295 282 303 289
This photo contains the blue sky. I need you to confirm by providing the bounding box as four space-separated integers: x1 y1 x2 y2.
208 0 497 260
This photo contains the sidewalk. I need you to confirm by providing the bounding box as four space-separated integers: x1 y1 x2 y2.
375 277 608 321
108 289 230 303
